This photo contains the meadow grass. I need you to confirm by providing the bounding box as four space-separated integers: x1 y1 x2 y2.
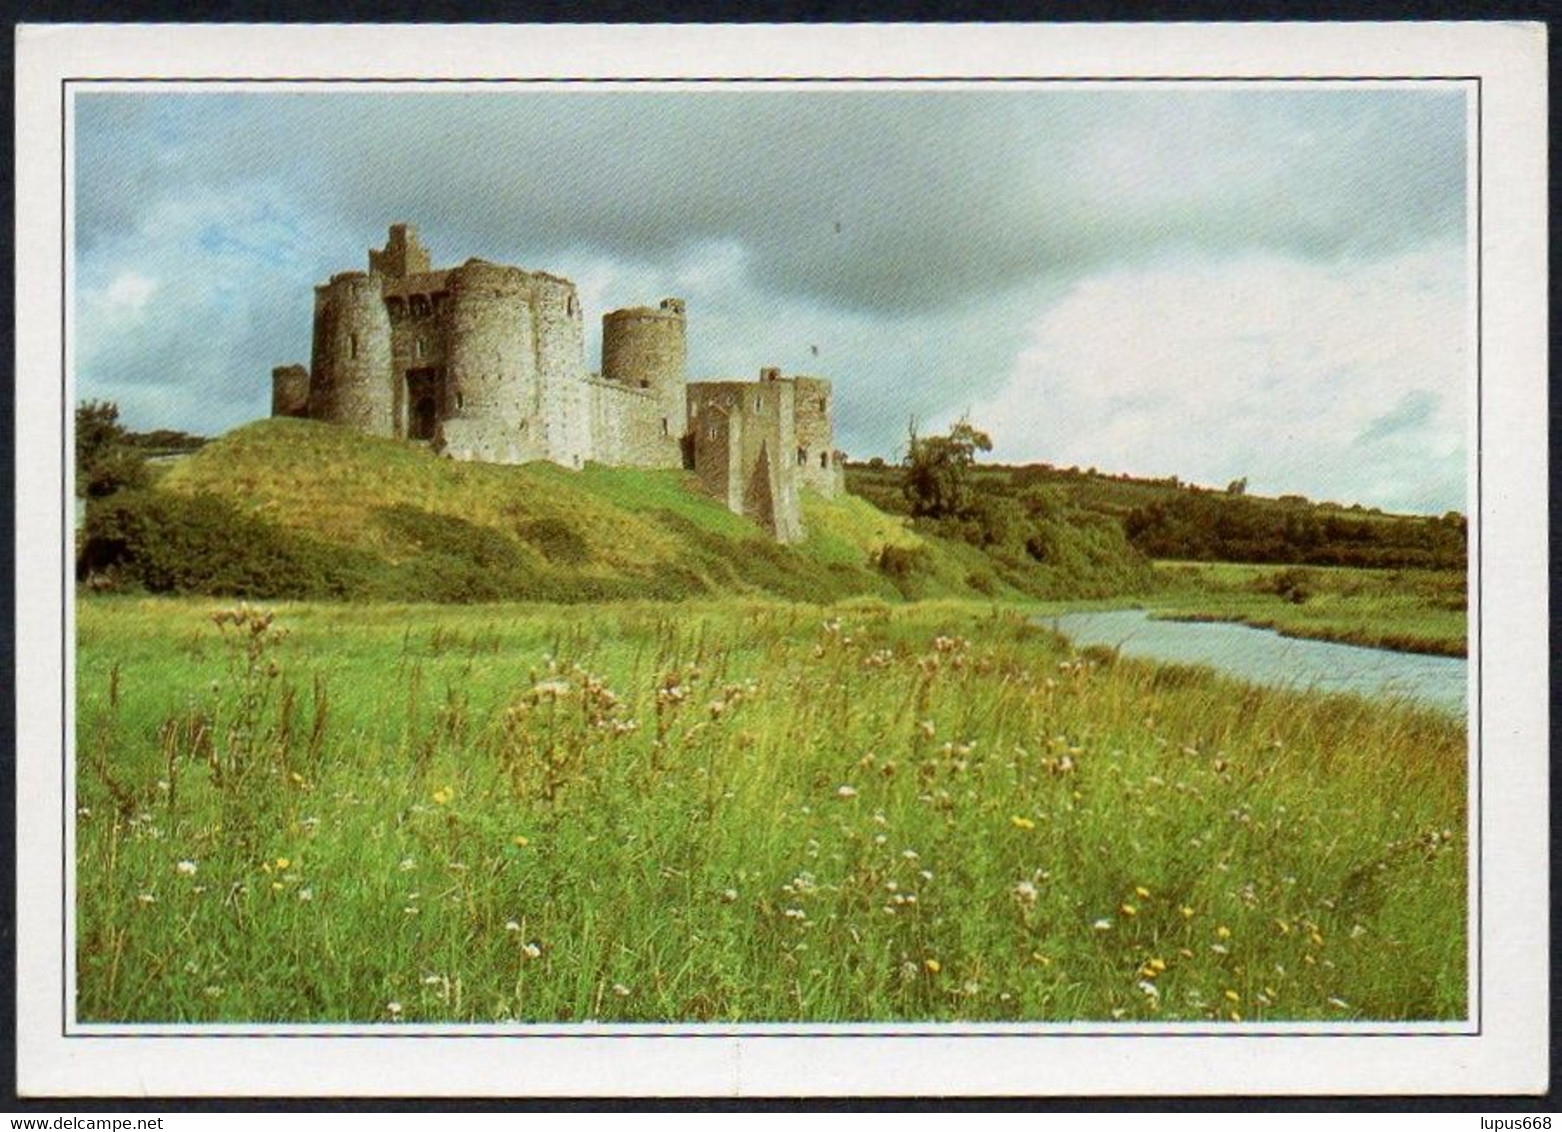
75 595 1466 1025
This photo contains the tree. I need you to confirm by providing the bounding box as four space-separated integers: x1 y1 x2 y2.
902 417 993 519
76 401 147 498
1226 477 1248 496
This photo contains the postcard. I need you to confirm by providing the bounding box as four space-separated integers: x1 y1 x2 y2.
13 21 1549 1097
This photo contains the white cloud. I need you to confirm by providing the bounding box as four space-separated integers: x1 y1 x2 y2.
102 271 158 318
967 242 1468 513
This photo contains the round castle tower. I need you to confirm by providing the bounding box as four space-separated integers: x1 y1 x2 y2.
443 260 536 430
270 364 310 418
309 271 394 435
602 298 687 441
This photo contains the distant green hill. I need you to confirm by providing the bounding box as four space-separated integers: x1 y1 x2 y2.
848 461 1467 571
81 418 1150 604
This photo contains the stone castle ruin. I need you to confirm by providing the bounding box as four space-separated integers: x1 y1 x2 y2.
271 224 843 541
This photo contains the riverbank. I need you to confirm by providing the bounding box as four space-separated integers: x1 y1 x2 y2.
1134 563 1466 658
76 596 1465 1024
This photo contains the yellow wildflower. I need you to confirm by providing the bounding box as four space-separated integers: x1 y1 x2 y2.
1224 989 1241 1003
1120 903 1137 917
276 857 291 871
513 835 530 848
1010 816 1035 830
1216 925 1232 939
1135 886 1151 899
432 787 454 806
925 958 941 973
1180 905 1196 918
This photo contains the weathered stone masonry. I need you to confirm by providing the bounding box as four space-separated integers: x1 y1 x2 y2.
274 224 841 541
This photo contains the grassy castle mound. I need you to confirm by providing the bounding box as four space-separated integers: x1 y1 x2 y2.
81 418 1151 605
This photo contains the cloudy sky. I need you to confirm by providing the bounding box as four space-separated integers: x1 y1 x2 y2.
74 85 1470 513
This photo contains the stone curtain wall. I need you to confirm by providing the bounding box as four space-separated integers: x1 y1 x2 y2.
588 379 680 468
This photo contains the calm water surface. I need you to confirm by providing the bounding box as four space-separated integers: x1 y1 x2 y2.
1042 609 1467 715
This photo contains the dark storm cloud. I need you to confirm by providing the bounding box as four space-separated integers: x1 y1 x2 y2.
73 86 1470 508
76 88 1466 315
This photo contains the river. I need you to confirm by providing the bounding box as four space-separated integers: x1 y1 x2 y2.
1041 609 1468 715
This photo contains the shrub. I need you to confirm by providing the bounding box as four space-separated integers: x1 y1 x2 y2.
518 517 593 566
81 490 373 598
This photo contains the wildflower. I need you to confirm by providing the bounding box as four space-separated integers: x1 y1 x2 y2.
1134 886 1151 899
612 983 631 997
1180 905 1196 918
924 958 941 973
1010 815 1036 830
1350 924 1368 940
137 892 156 905
276 857 291 871
1012 880 1038 905
1120 903 1138 917
1032 952 1052 966
512 836 530 848
836 785 858 799
399 858 416 871
386 1001 403 1018
1092 918 1112 932
523 943 542 960
901 849 919 861
720 888 738 903
1136 980 1161 1000
1328 997 1350 1009
176 860 198 877
1216 925 1232 939
1224 990 1241 1003
505 920 521 932
432 786 454 806
298 888 314 902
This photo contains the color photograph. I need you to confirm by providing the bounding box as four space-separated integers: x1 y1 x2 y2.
70 82 1472 1029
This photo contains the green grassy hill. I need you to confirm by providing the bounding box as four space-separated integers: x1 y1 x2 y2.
84 418 1148 605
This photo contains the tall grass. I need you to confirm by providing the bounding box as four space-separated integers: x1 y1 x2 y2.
75 597 1466 1024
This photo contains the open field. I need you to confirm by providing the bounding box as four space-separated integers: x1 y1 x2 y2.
76 596 1466 1024
1145 562 1467 657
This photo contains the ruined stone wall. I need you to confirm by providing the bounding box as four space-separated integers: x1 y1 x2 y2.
603 300 687 443
587 378 680 468
309 272 395 436
271 364 310 418
687 379 802 542
438 260 540 464
790 376 838 497
690 403 739 513
369 223 432 279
